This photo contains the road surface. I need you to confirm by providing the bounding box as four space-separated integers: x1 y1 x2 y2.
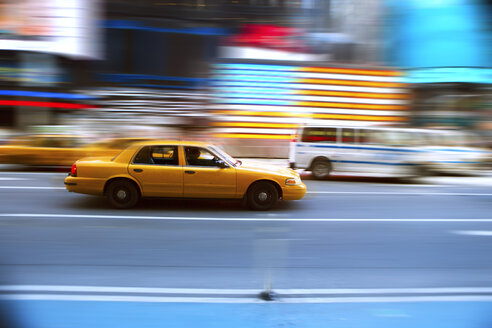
0 168 492 327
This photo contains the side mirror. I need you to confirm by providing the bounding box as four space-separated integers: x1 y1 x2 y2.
215 159 228 168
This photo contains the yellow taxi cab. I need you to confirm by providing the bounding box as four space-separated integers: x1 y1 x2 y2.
82 137 156 158
0 135 155 167
65 140 306 210
0 134 87 166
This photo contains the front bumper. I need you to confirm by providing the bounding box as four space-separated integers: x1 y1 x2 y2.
282 183 307 200
427 162 485 174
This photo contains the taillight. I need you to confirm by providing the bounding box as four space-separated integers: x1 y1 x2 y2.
291 134 298 142
70 163 77 177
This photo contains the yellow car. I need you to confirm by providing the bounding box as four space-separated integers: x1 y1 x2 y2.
65 141 306 210
0 135 155 167
0 134 87 166
82 137 156 158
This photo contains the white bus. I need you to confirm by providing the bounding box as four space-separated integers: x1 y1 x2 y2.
289 126 489 179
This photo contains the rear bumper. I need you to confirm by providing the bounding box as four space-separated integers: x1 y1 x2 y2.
64 176 105 195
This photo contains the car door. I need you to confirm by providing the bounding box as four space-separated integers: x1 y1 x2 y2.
337 128 360 172
128 145 183 197
183 146 236 198
53 136 83 166
29 136 59 166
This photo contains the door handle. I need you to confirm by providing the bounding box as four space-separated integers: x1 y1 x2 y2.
133 168 143 172
185 170 195 174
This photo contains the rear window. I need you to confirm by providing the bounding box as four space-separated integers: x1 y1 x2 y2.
301 128 337 143
133 145 179 165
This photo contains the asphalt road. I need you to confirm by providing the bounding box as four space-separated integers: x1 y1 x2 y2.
0 168 492 292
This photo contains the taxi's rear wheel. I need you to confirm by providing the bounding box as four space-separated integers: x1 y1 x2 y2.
107 180 140 209
311 159 332 180
247 181 278 211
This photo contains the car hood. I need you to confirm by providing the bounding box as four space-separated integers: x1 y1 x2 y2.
236 160 299 177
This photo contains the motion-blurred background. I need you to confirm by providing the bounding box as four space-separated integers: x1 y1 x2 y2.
0 0 490 157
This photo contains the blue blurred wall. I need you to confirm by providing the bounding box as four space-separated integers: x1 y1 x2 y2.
385 0 491 69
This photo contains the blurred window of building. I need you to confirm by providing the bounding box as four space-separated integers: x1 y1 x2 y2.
132 30 166 75
101 28 129 73
0 107 13 127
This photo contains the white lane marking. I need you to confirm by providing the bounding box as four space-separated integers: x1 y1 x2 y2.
274 287 492 294
0 285 260 294
3 294 492 304
307 191 492 196
3 286 492 303
0 186 64 190
0 294 262 303
452 230 492 236
422 177 492 187
280 296 492 304
0 186 488 196
2 285 492 295
0 177 31 181
2 213 492 223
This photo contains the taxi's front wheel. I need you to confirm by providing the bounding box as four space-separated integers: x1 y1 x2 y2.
107 180 140 209
247 181 278 211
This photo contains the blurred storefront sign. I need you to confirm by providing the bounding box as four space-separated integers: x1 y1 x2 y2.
219 24 328 62
0 65 64 85
210 61 410 156
0 0 101 59
219 46 328 62
75 87 210 128
405 68 492 84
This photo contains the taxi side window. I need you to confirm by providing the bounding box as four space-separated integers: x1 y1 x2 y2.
37 137 74 148
134 146 179 165
40 138 59 148
185 147 219 167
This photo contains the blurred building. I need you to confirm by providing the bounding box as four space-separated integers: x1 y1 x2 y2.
0 0 101 130
384 0 492 132
327 0 384 64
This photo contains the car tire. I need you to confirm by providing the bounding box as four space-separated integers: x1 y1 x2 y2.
311 159 332 180
107 180 140 209
247 181 278 211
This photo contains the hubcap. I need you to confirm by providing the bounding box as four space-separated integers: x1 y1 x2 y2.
116 190 127 200
314 163 329 175
258 191 268 202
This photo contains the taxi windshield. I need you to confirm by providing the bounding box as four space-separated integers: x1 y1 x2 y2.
210 145 238 167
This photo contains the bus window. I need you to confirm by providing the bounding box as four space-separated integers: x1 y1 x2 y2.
301 127 337 143
359 129 383 145
341 128 356 143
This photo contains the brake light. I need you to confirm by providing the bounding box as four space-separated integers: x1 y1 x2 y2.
291 134 298 142
70 163 77 177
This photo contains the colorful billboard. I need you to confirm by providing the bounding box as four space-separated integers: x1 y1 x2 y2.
0 0 101 59
211 62 410 140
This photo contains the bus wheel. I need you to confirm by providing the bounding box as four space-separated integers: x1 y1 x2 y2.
311 159 332 180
